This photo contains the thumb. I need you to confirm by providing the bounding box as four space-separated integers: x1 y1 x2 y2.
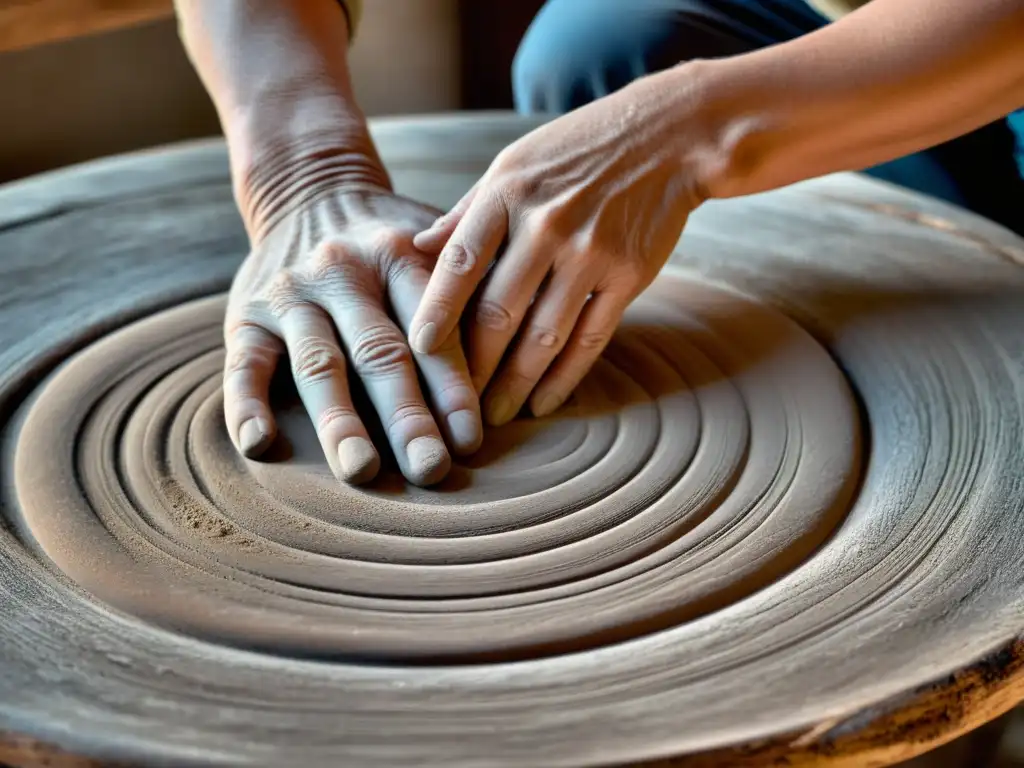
413 181 479 253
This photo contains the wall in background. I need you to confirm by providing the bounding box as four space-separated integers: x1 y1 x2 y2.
0 0 462 183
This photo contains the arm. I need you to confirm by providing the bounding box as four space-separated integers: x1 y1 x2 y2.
408 0 1024 427
694 0 1024 198
174 0 483 486
174 0 385 239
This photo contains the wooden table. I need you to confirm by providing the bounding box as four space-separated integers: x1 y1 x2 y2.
1 112 1024 767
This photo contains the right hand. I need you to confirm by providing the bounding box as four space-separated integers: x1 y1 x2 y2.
222 184 483 487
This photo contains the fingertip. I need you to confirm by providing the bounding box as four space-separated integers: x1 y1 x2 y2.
483 392 517 427
446 409 483 455
531 392 564 418
412 229 445 252
405 435 451 487
411 321 440 355
337 436 380 485
239 416 275 458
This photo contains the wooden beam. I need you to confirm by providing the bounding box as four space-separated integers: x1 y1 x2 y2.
0 0 174 54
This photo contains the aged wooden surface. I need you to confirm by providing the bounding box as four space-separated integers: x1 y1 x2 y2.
0 113 1023 767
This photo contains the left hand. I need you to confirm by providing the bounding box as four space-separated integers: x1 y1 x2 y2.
222 185 482 487
408 76 705 426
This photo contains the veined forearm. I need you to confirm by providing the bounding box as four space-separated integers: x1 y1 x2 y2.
675 0 1024 199
174 0 389 238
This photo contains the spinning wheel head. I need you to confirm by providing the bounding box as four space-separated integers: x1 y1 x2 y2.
1 114 1024 767
11 273 860 663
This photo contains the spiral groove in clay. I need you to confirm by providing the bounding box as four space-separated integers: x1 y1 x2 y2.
13 275 860 661
2 114 1024 767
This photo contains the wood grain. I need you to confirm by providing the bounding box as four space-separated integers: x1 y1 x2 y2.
0 0 172 53
0 113 1023 766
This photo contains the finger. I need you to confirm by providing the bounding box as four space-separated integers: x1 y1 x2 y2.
463 227 555 405
412 181 479 253
279 305 381 485
407 190 508 356
223 321 283 458
387 259 483 455
528 290 631 418
482 269 595 426
326 294 451 487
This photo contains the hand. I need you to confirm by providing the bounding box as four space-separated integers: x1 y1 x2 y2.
408 76 705 426
222 186 483 487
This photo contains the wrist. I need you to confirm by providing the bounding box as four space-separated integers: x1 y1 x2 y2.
175 0 390 239
655 0 1024 203
224 94 392 241
651 59 783 202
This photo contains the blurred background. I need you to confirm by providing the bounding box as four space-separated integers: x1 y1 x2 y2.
0 0 544 183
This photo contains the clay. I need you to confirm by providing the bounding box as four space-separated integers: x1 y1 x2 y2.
13 275 861 661
1 113 1024 767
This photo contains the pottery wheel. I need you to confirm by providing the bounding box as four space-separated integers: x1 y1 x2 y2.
2 113 1024 767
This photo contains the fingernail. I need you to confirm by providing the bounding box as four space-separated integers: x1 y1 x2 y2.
337 436 379 484
533 393 564 417
239 417 272 457
446 409 482 454
412 321 438 354
406 435 450 487
485 393 515 426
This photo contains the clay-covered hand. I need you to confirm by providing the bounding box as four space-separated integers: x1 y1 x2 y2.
408 80 703 425
222 188 482 487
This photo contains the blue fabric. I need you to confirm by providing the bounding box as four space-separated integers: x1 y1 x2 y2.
1009 110 1024 178
513 0 1023 234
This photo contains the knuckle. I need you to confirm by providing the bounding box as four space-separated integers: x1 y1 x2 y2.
503 367 538 389
528 325 561 349
317 404 359 434
225 347 267 377
224 348 250 376
577 330 612 351
309 241 357 283
503 180 537 213
493 149 535 195
525 206 562 237
386 252 429 285
473 299 514 332
441 244 476 276
570 223 604 255
617 261 652 290
506 172 547 212
491 148 517 181
434 381 477 411
264 271 305 316
290 338 345 385
370 228 409 260
348 324 412 377
223 324 280 377
384 400 433 436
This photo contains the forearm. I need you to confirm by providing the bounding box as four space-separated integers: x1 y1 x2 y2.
174 0 389 238
671 0 1024 199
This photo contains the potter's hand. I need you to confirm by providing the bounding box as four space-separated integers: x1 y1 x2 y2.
408 82 703 426
223 187 482 487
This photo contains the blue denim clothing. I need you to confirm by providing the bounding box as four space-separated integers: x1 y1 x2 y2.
512 0 1024 234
